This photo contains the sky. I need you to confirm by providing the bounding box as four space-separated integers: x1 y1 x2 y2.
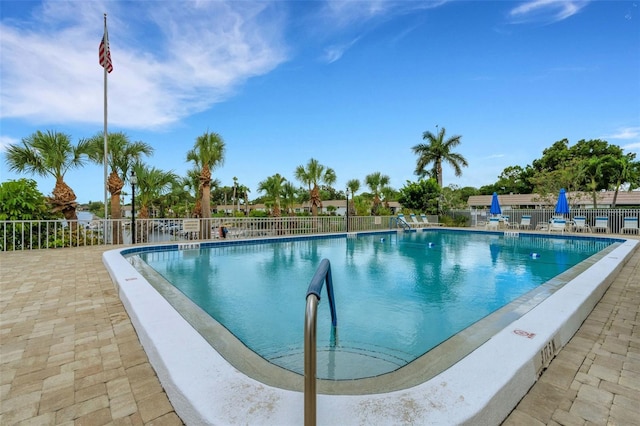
1 0 639 204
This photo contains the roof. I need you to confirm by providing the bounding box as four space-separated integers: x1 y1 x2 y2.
467 191 640 208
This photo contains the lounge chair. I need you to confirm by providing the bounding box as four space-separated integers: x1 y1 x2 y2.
593 217 609 233
409 214 428 228
511 215 531 230
571 216 591 233
486 217 500 230
420 214 443 227
621 217 639 234
548 218 567 234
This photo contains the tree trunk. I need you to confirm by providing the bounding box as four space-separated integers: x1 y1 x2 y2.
49 177 78 229
310 185 322 216
612 181 621 208
200 165 212 239
107 171 124 243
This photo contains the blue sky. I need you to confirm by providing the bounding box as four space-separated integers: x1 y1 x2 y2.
1 0 639 204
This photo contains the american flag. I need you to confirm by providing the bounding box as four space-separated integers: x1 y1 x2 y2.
99 30 113 73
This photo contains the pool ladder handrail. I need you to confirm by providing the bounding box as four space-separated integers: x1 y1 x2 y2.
304 258 337 426
390 216 411 231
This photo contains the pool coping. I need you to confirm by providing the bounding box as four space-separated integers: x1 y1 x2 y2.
103 230 638 425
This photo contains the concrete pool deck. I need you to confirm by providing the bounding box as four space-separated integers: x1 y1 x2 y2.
1 234 638 424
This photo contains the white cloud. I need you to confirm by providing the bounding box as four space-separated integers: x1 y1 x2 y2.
0 136 19 153
622 142 640 153
606 126 640 140
0 1 288 130
508 0 590 24
323 37 361 63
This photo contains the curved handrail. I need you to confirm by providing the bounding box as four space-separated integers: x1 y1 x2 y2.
390 216 411 230
304 258 337 426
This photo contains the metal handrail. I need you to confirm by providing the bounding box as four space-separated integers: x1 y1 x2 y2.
390 216 411 230
304 259 337 426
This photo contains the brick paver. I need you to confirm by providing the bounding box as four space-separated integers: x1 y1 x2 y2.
0 247 183 425
1 240 638 425
503 246 640 425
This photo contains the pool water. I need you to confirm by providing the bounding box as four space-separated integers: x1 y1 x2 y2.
135 231 612 380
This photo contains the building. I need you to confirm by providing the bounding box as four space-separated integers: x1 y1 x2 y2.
467 191 640 210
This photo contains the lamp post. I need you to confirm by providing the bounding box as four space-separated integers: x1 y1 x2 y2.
131 171 137 244
345 188 350 233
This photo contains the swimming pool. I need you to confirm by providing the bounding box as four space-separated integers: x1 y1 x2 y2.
103 229 638 424
131 231 612 383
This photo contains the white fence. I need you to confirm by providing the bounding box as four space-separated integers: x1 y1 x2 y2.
0 215 396 252
453 208 640 234
3 209 638 252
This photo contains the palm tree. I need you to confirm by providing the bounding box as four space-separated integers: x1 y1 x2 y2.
346 178 360 216
294 158 337 216
365 172 390 215
412 127 468 188
186 131 225 238
86 131 153 242
611 154 640 207
280 182 298 215
258 174 287 217
5 130 90 225
131 164 177 242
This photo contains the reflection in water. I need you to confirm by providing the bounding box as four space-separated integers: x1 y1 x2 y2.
136 231 612 380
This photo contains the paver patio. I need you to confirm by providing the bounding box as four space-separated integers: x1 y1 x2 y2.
1 238 638 425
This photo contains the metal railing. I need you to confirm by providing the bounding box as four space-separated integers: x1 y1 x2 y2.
4 208 638 252
452 208 640 234
0 215 397 252
304 259 338 426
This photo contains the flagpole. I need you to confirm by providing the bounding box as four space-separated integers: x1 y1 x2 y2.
103 13 108 223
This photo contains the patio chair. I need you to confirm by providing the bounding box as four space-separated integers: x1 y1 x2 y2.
593 217 610 233
486 217 500 230
510 215 531 229
420 214 443 227
571 216 591 233
621 217 639 234
409 214 428 228
548 218 567 234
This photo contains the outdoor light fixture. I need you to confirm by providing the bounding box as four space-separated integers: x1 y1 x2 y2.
131 170 137 244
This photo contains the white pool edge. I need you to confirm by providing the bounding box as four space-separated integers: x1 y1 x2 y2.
103 237 638 425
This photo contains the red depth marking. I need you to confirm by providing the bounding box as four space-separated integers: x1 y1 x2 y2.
513 329 536 339
125 277 138 281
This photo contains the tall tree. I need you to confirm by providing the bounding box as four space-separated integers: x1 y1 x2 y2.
86 131 153 242
412 127 468 187
258 174 287 217
365 172 390 215
5 130 90 225
346 178 360 216
281 182 297 215
186 131 225 238
294 158 337 216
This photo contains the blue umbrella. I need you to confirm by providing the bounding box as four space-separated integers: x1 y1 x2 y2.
490 192 502 215
555 188 570 215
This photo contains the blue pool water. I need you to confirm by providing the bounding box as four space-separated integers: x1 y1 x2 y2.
134 231 612 380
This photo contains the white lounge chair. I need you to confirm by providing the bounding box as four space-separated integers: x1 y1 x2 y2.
548 218 567 234
409 213 428 228
621 217 639 234
486 217 500 230
420 214 443 227
593 217 609 233
514 215 531 230
571 216 591 233
518 215 531 229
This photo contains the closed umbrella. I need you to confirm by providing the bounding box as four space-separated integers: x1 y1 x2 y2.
555 188 570 216
490 192 502 216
